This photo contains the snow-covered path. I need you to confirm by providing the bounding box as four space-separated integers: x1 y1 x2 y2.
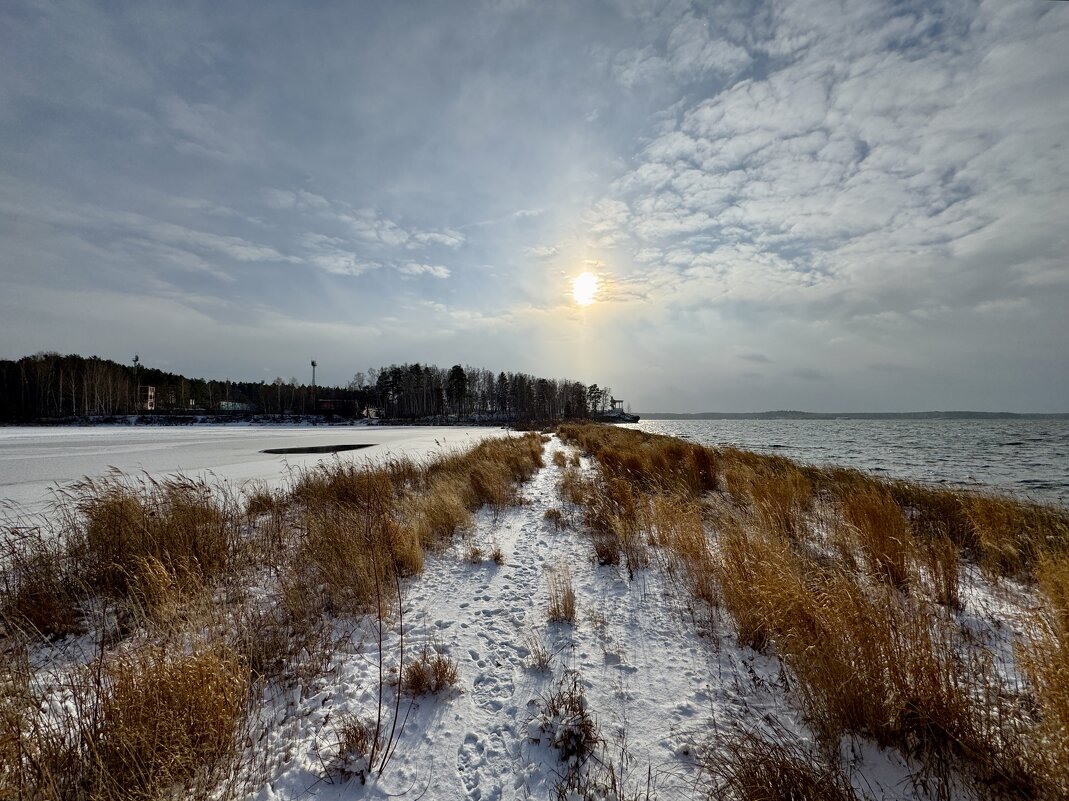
256 436 735 800
252 435 958 801
355 437 730 799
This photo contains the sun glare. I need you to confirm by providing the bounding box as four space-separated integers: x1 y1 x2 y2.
572 271 598 306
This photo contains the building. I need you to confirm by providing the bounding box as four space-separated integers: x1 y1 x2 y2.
138 385 155 412
219 401 255 412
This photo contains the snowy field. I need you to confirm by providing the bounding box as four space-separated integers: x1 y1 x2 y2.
0 425 503 511
4 430 1055 800
252 437 724 800
245 436 1017 801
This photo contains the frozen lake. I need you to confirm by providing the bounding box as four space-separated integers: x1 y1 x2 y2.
0 425 505 511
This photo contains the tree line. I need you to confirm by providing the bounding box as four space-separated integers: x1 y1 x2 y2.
0 353 618 424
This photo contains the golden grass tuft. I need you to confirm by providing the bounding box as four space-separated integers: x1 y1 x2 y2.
89 644 248 799
544 506 568 530
701 728 864 801
1018 555 1069 796
73 474 239 602
0 537 82 639
404 477 472 548
724 456 813 541
646 493 717 606
402 643 459 696
840 485 915 589
299 494 418 616
559 466 590 506
558 424 722 582
921 535 962 610
718 530 1036 793
331 712 383 781
965 495 1069 579
716 525 816 652
547 565 577 624
8 642 249 800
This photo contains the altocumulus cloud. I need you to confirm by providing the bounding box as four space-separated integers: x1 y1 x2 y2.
0 0 1065 411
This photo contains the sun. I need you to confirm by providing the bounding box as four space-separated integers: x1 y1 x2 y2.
572 271 598 306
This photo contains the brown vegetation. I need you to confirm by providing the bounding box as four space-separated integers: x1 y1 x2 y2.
558 422 1069 800
701 728 864 801
2 640 247 801
401 643 460 696
0 432 546 798
548 565 577 624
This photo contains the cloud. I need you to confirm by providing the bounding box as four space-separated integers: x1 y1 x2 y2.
301 234 380 276
398 262 451 279
524 245 559 258
409 229 466 249
264 188 331 211
343 209 411 248
790 367 827 382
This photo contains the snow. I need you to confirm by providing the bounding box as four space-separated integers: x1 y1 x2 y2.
10 433 1037 799
0 425 504 512
245 436 724 800
235 437 998 800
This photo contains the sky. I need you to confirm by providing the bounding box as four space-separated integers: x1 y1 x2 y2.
1 0 1067 413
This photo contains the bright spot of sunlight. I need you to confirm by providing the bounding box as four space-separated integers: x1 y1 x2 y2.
572 271 598 306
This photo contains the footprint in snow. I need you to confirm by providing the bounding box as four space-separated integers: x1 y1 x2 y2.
456 731 507 801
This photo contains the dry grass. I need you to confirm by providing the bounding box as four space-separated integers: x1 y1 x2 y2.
4 641 247 801
538 673 600 766
558 424 719 584
716 525 815 652
922 535 962 610
645 493 717 606
724 456 813 542
524 629 552 672
545 506 568 530
548 565 577 624
965 495 1069 579
717 524 1035 796
286 434 543 616
840 485 915 590
560 466 590 506
884 481 1069 581
91 644 248 799
232 601 333 686
0 534 82 639
244 483 285 518
558 423 1069 798
701 728 864 801
298 494 417 617
0 432 549 800
1018 556 1069 797
401 642 459 696
2 474 241 637
559 423 718 497
73 474 240 602
330 712 384 782
553 450 568 468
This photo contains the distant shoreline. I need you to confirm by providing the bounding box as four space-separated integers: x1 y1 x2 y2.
639 411 1069 421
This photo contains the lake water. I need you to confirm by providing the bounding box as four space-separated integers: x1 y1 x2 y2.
631 419 1069 508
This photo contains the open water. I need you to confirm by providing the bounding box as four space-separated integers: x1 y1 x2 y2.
631 419 1069 508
